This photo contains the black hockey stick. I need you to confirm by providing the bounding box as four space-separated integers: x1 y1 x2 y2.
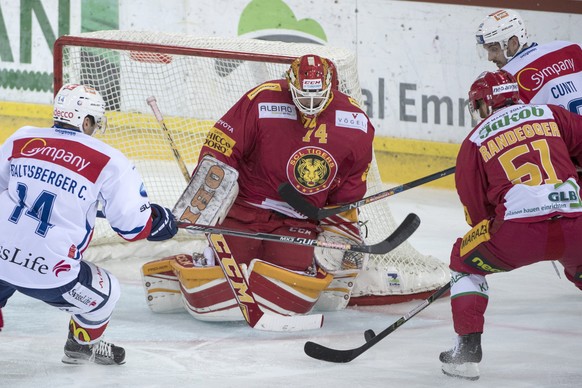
278 167 455 220
177 213 420 255
304 281 451 363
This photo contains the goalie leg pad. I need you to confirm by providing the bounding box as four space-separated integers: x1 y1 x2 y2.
171 257 243 321
141 256 186 313
247 259 333 316
314 268 360 311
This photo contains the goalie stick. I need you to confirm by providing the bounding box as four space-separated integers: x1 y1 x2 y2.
304 281 451 363
278 166 455 220
178 212 420 255
146 95 191 183
207 233 324 331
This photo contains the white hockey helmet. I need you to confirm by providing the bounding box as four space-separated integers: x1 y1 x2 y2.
476 9 528 51
53 83 107 133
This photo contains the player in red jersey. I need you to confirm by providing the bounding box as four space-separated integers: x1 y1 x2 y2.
142 55 376 321
476 9 582 114
198 54 374 272
440 70 582 381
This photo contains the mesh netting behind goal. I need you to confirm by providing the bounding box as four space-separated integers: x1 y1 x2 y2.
54 31 449 304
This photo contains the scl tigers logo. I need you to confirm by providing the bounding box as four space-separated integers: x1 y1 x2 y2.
286 146 338 195
298 156 328 186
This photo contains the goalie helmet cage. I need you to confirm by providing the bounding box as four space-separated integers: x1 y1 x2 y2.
53 31 448 305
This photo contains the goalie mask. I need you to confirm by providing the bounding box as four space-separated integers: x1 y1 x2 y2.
54 83 107 134
286 55 334 117
468 70 520 121
476 9 528 62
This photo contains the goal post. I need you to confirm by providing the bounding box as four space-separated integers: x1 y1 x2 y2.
53 31 449 304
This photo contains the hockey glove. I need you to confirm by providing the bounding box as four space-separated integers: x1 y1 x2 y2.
147 203 178 241
315 230 367 271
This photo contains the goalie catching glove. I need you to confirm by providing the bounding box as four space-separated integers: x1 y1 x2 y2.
147 203 178 241
315 209 368 272
313 209 368 311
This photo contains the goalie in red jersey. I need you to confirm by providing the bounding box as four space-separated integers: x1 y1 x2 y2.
142 55 376 321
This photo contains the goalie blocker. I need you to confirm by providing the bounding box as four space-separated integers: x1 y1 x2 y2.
172 154 239 227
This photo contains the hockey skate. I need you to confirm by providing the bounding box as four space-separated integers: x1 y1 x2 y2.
62 332 126 365
440 333 482 381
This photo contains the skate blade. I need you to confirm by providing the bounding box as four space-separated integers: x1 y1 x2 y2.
441 362 480 381
62 355 91 365
62 355 125 365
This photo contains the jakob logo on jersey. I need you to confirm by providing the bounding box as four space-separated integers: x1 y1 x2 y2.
286 146 338 195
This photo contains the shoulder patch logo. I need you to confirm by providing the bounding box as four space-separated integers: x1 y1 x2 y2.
286 146 338 195
204 127 236 157
335 110 368 132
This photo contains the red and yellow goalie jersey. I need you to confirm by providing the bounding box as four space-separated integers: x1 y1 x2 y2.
198 79 375 218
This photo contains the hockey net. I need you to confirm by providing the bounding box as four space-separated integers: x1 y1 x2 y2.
54 31 448 305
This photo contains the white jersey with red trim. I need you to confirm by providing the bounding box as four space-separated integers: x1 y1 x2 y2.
0 126 152 289
503 41 582 114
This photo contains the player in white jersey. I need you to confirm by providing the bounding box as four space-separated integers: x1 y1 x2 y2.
476 9 582 114
0 84 178 365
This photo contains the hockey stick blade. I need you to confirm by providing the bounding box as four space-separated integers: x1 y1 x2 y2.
304 281 451 363
177 213 419 255
253 312 324 332
364 213 420 254
278 167 455 220
364 329 376 342
277 182 320 220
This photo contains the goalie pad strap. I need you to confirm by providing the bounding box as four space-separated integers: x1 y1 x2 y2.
141 256 187 314
314 268 360 311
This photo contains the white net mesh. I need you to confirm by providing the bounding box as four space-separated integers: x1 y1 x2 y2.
55 31 448 302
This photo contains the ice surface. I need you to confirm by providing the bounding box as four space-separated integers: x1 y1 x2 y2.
2 187 580 388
